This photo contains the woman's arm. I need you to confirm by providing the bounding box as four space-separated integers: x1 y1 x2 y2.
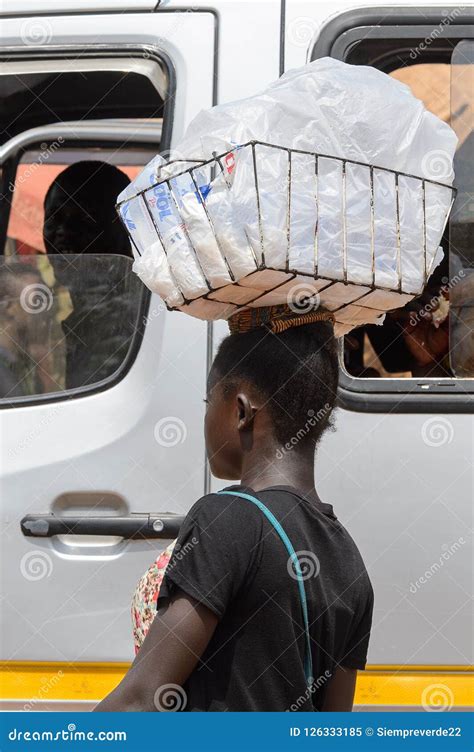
321 666 357 711
94 591 218 711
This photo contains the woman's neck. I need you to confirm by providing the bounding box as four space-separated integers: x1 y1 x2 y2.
239 444 316 496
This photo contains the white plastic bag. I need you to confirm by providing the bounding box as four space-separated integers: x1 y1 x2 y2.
118 58 456 332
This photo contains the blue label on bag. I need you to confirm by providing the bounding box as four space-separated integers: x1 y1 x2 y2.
145 167 212 228
147 182 174 221
120 202 136 231
197 183 212 202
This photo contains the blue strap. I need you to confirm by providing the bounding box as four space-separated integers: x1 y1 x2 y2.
217 490 314 688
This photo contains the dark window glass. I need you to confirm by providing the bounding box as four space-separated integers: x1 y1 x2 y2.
0 254 144 400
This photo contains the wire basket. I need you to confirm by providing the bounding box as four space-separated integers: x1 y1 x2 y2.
117 141 455 332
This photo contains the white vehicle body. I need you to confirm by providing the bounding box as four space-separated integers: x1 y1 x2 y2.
0 0 472 711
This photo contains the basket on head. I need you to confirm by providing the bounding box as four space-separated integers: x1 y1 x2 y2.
116 139 455 337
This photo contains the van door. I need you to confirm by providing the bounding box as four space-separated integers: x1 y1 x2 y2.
284 3 473 710
0 9 216 709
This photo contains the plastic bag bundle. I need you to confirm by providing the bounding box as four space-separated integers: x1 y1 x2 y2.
117 58 457 335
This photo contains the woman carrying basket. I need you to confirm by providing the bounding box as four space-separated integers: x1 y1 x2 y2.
96 305 373 712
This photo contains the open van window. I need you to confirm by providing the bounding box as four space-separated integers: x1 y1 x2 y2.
0 53 171 405
344 59 472 382
312 13 473 397
342 61 462 381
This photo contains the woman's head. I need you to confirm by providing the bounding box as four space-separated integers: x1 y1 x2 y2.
205 318 338 479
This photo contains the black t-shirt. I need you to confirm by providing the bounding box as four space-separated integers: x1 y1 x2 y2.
157 485 373 712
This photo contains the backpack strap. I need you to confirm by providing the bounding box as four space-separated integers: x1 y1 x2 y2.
217 489 314 688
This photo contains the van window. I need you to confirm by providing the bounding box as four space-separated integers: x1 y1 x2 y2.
0 55 170 404
343 61 460 380
312 15 473 385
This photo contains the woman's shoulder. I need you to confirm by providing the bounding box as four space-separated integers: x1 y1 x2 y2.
185 486 266 532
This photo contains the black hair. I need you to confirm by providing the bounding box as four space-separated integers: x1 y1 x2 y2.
44 160 130 207
43 161 131 256
211 320 339 448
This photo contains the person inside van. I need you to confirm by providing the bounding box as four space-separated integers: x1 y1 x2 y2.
43 161 135 389
95 305 374 712
43 160 132 258
345 257 453 379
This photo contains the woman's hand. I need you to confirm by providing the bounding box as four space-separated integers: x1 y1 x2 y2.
94 591 218 711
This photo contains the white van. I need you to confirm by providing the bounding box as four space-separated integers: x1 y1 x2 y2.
0 0 472 711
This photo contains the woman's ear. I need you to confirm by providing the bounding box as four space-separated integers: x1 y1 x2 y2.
236 392 257 431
